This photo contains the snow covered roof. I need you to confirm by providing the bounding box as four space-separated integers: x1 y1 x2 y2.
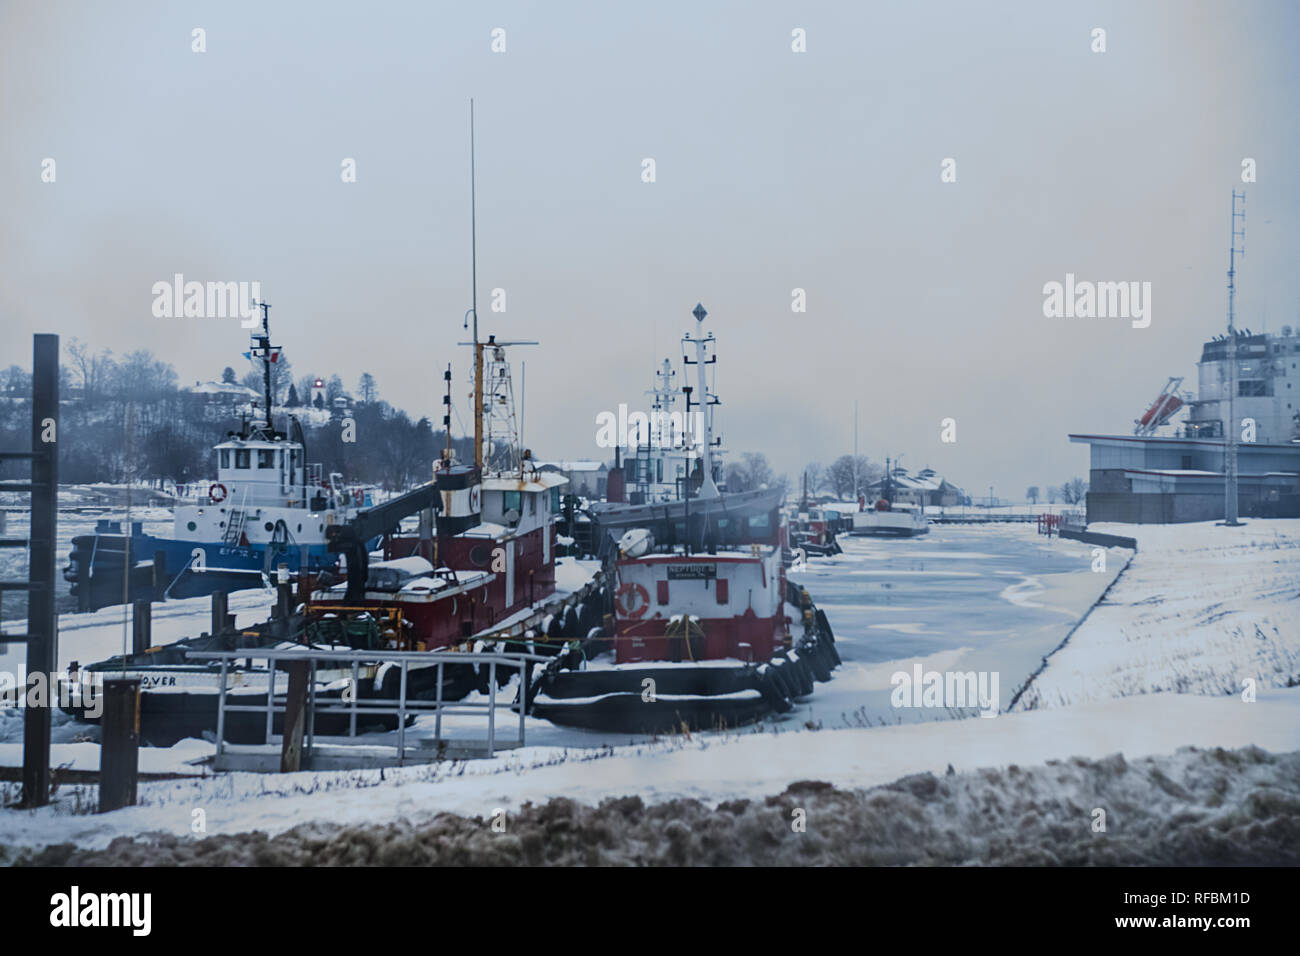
537 460 607 472
869 471 948 492
481 472 569 492
186 381 258 398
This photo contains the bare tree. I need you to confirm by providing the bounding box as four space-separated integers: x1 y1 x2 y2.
358 372 378 404
1061 476 1089 504
1026 485 1040 505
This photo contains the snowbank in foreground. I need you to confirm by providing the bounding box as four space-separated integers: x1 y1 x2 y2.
2 685 1297 854
14 745 1299 866
1014 519 1300 711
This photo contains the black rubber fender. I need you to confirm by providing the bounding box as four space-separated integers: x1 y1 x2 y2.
815 608 835 645
787 652 814 696
824 636 842 668
803 642 832 683
768 657 799 700
560 605 580 638
757 666 793 713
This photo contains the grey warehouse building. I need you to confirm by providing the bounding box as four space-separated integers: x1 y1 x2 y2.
1070 327 1300 523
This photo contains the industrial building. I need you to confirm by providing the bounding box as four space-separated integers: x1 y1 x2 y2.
1071 327 1300 523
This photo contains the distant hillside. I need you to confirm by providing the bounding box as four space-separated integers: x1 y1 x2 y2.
0 347 472 491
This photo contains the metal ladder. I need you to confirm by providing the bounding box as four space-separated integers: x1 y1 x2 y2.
223 487 249 545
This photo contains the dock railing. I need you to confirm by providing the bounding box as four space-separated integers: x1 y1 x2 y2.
186 646 554 771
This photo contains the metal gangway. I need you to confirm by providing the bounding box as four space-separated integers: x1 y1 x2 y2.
187 646 554 772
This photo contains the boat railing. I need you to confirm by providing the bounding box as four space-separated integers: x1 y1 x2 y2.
187 646 554 771
172 487 323 509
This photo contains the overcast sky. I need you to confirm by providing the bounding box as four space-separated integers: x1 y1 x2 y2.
3 0 1297 498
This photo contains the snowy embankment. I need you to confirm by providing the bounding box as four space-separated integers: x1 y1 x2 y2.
3 686 1298 857
17 745 1299 866
1014 520 1300 710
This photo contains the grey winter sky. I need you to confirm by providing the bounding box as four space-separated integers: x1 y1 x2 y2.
2 0 1298 499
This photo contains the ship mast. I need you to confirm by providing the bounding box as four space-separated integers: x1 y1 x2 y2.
682 303 720 499
458 102 537 475
469 99 483 472
251 300 276 433
1223 190 1246 527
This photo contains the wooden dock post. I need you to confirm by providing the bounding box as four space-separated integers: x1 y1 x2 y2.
275 581 294 636
132 599 151 655
99 677 141 813
151 548 167 591
211 590 228 635
280 661 310 772
20 334 58 808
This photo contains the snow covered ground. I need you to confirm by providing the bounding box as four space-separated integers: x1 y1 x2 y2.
1 520 1296 861
1014 519 1300 710
17 744 1298 865
2 687 1297 857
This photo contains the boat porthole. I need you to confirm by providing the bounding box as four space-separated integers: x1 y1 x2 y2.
264 522 274 532
297 524 302 532
187 521 197 531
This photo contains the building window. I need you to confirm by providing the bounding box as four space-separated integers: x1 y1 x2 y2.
1181 456 1193 469
1238 380 1270 397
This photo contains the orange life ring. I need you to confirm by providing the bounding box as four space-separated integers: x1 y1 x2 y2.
615 582 651 619
209 482 227 503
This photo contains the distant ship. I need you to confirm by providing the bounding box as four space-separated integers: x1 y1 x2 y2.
850 459 930 537
587 304 785 554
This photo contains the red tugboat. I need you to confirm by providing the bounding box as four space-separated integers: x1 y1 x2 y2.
306 338 583 701
529 305 839 733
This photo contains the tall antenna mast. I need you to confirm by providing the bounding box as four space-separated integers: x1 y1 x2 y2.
251 300 276 430
682 303 720 499
1223 190 1246 527
441 364 453 465
470 99 483 471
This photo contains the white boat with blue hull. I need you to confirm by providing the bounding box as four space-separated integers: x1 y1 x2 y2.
63 303 373 609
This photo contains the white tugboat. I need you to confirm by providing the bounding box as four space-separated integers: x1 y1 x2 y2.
63 302 371 609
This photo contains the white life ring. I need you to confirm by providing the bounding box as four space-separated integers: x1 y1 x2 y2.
616 582 651 619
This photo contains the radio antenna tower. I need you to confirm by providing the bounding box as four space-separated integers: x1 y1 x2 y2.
1222 189 1246 527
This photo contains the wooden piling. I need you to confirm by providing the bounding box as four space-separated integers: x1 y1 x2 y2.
21 334 58 809
132 599 151 655
211 590 227 636
98 678 141 813
280 661 309 772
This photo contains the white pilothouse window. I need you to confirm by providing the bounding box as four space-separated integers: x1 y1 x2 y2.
235 450 250 469
220 449 231 468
